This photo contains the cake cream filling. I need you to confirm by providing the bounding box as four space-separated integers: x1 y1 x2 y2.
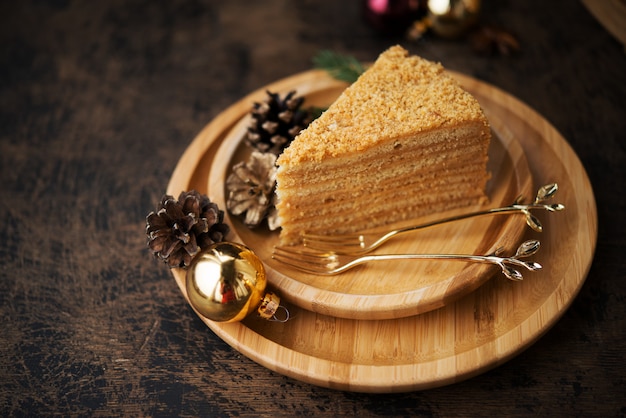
276 124 487 187
277 147 488 197
277 188 485 241
276 126 490 242
278 172 487 223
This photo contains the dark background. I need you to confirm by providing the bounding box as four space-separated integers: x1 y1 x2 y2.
1 0 624 416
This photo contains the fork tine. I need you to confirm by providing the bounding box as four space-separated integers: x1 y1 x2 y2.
272 254 319 274
272 246 333 265
272 246 337 275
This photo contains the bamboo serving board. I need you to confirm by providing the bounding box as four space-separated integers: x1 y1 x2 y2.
167 70 597 392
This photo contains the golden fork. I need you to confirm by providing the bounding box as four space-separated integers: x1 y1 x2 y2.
272 240 542 280
300 183 564 255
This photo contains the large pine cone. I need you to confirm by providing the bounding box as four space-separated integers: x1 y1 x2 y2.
245 90 313 155
146 191 229 268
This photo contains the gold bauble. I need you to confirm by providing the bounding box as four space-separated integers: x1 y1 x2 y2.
186 242 267 323
427 0 481 38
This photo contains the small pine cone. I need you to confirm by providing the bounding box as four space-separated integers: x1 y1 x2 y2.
226 151 279 229
245 90 314 155
146 190 230 269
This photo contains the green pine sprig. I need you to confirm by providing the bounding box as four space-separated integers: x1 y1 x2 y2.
313 50 365 83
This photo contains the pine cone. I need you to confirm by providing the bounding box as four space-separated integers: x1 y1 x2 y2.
146 190 230 269
226 151 279 229
245 90 314 155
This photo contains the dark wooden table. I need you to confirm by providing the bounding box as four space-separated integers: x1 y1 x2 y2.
1 1 624 416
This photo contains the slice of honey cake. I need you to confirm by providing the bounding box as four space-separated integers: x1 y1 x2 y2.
275 45 491 245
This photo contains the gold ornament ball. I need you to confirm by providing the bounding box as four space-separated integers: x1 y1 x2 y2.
186 242 267 323
427 0 481 39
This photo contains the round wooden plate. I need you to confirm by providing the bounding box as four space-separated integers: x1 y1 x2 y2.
207 86 532 320
167 70 597 392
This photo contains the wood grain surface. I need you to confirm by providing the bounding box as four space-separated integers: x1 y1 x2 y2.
1 0 624 416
